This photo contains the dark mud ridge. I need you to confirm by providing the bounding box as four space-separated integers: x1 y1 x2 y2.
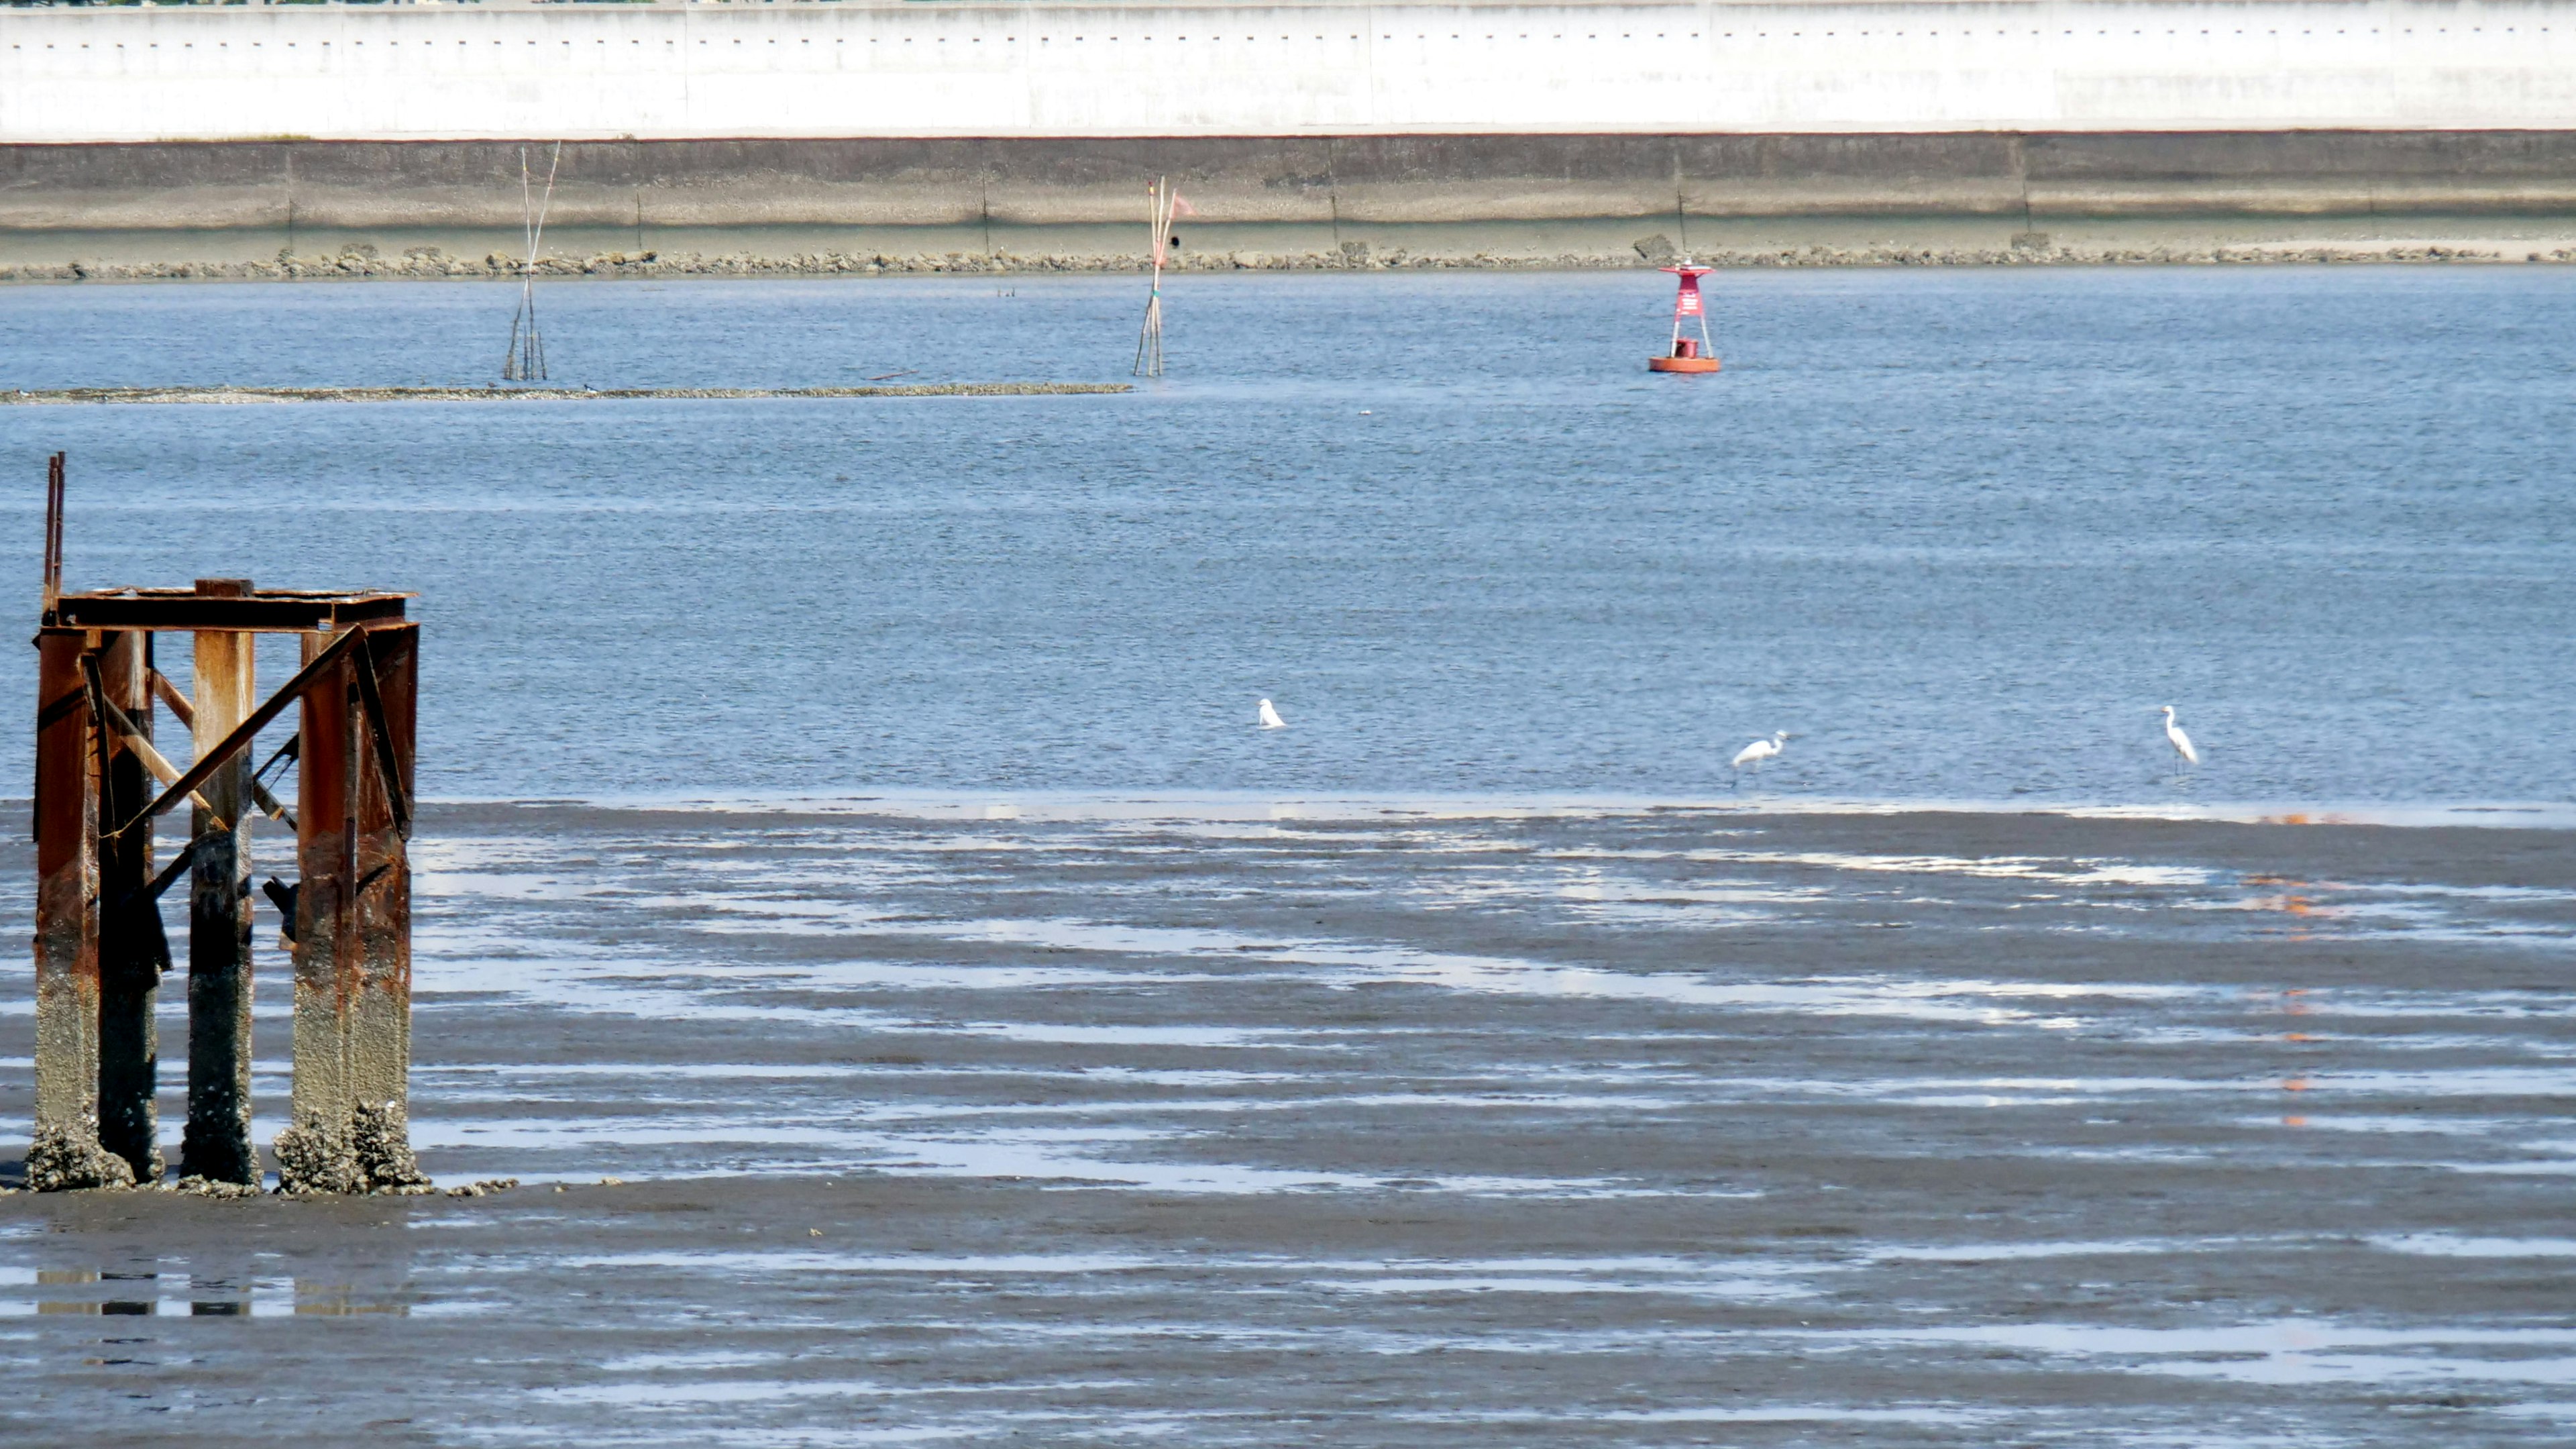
2 803 2571 1439
0 383 1132 405
7 237 2572 284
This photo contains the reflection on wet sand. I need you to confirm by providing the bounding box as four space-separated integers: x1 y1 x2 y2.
0 1268 406 1318
1 802 2569 1443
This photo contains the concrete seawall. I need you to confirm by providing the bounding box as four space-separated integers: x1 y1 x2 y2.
12 2 2576 271
13 131 2576 276
26 131 2576 232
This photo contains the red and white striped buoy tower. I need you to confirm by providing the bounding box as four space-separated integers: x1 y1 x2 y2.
1647 260 1721 373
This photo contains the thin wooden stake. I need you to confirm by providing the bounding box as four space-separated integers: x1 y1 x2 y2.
1134 177 1173 378
502 143 562 383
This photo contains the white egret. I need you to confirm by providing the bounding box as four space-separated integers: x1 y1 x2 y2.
2161 706 2200 767
1731 731 1788 778
1257 698 1287 730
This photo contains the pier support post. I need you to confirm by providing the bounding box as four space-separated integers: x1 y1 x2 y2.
350 625 423 1189
276 629 362 1193
30 555 419 1197
95 631 164 1183
180 581 259 1185
28 629 130 1191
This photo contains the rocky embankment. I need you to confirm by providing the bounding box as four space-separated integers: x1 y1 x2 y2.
5 233 2571 282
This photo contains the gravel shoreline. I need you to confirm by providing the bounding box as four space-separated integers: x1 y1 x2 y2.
8 233 2571 283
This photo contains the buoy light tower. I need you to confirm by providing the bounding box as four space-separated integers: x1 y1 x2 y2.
1648 260 1721 373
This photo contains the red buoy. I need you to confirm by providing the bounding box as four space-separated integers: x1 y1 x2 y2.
1647 261 1721 373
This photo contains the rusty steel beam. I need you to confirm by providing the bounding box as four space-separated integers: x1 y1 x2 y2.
350 625 425 1190
89 674 217 820
118 623 369 838
276 629 361 1194
28 628 130 1191
46 590 409 635
149 667 193 728
27 479 424 1197
181 581 260 1187
95 632 165 1183
41 453 63 605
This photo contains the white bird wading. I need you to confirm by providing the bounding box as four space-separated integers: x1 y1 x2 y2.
2161 706 2200 768
1257 698 1287 730
1731 731 1788 781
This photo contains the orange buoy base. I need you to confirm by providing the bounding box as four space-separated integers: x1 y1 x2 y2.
1648 355 1721 373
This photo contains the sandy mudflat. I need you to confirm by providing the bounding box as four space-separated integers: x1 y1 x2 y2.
0 382 1130 405
0 802 2569 1444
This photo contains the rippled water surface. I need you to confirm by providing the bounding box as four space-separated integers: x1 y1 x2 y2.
5 803 2571 1444
0 272 2571 1444
0 268 2570 804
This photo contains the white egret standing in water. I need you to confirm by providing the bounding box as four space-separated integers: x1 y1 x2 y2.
1257 698 1287 729
1731 732 1788 784
2161 706 2201 769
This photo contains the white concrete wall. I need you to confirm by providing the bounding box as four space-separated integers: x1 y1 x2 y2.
5 0 2576 142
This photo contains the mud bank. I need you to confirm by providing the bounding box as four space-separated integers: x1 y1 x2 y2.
0 382 1131 405
0 801 2567 1444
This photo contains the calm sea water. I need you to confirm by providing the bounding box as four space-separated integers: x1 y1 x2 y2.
0 268 2568 806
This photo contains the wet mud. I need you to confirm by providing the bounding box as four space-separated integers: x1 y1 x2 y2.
0 801 2567 1444
0 383 1132 406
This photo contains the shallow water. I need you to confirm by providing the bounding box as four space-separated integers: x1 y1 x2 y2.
1 268 2571 804
1 272 2571 1443
3 803 2572 1443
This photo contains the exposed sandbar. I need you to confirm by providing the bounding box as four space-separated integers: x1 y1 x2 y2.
0 382 1132 405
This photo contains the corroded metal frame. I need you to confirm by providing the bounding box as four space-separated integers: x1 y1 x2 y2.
30 565 423 1195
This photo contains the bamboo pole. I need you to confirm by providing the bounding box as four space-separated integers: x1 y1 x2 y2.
1133 177 1171 378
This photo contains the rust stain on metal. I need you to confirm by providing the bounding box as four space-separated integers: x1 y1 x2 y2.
182 578 259 1187
25 456 424 1195
95 631 164 1183
29 626 127 1191
350 625 425 1191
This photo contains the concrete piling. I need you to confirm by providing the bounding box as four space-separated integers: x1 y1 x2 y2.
276 631 361 1193
180 579 259 1186
95 630 163 1182
350 625 425 1189
28 500 419 1193
28 627 131 1191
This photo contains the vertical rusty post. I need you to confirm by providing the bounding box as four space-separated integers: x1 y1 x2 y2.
28 628 129 1190
276 629 360 1193
349 625 424 1189
95 630 164 1182
181 580 259 1185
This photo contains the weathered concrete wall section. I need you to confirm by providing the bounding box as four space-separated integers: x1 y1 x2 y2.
17 131 2576 243
5 0 2576 143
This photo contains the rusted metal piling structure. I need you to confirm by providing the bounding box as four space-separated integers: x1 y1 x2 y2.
28 457 425 1193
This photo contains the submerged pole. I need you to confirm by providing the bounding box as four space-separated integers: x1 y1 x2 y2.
181 579 260 1186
